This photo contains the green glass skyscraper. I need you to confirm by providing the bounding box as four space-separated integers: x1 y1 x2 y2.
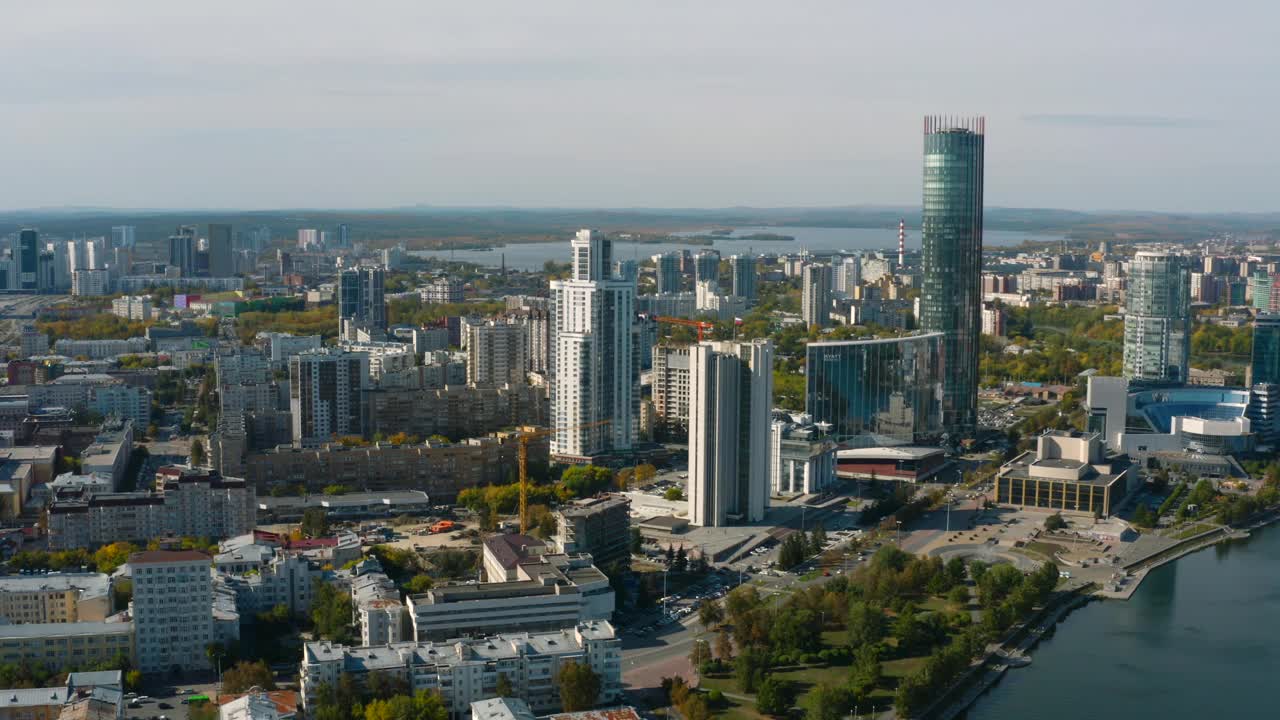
1251 314 1280 385
1123 251 1190 386
920 116 984 434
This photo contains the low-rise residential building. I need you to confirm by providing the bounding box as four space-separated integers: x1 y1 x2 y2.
352 561 405 646
79 420 133 490
0 622 133 669
0 671 124 720
471 698 641 720
256 490 431 523
549 496 630 571
362 385 549 442
0 573 112 624
406 552 613 642
214 537 320 618
129 550 214 674
52 338 149 360
110 296 153 321
300 622 622 716
419 278 464 304
47 467 256 549
242 434 543 500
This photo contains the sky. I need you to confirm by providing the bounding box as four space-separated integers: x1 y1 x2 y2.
2 1 1277 213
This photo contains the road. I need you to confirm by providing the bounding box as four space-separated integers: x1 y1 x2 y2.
125 679 220 720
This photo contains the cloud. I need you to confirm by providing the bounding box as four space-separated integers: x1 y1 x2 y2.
1021 113 1209 128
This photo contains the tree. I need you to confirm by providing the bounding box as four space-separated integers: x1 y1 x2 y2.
93 541 139 574
311 581 354 644
850 643 882 697
556 661 601 712
629 527 644 555
734 648 768 693
847 601 884 648
1043 513 1067 531
698 598 725 628
366 671 411 699
536 510 558 540
124 670 143 692
755 677 795 717
495 673 514 698
664 487 684 502
405 574 434 594
674 546 688 573
301 507 330 538
634 463 657 485
363 690 447 720
190 438 206 467
714 629 735 661
804 683 853 720
559 465 613 499
1133 504 1156 529
220 660 276 694
810 523 828 553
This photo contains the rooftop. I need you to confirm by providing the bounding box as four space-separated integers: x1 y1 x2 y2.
128 550 210 565
837 446 945 461
483 534 546 571
0 572 110 599
0 621 131 639
557 495 629 518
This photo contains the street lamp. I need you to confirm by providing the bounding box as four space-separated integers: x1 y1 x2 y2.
896 520 903 546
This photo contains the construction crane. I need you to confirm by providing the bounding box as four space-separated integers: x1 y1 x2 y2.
655 316 716 342
517 419 612 533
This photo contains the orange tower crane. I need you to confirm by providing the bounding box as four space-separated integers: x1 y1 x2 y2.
655 316 716 341
517 419 612 533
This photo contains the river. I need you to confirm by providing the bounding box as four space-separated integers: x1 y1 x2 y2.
409 226 1065 271
964 526 1280 719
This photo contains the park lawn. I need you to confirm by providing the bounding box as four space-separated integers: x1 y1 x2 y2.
919 596 965 614
1168 522 1216 540
1024 541 1064 560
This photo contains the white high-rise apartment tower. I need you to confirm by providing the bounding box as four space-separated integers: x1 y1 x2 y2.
802 264 833 328
129 550 214 673
550 230 634 461
687 340 773 527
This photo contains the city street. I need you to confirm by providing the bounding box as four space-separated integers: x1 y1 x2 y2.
125 680 220 720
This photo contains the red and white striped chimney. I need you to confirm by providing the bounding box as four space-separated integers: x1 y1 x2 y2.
898 219 905 267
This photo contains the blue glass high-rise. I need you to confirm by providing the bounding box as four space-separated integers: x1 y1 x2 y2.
919 116 984 434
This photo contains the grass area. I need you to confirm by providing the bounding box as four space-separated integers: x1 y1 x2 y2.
1023 541 1064 560
1168 522 1217 540
701 612 973 716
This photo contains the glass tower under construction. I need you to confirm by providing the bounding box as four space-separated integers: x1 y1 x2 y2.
919 116 984 434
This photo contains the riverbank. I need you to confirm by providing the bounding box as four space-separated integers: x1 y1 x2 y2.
1098 507 1280 600
930 513 1280 720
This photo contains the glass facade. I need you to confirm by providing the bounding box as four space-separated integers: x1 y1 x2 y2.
1123 252 1190 386
805 333 944 444
920 117 984 433
1252 315 1280 386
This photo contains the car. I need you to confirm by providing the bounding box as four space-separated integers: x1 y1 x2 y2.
159 703 173 709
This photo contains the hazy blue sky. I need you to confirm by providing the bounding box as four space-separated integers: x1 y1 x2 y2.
2 1 1275 212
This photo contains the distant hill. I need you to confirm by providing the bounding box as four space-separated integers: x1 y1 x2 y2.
1 205 1276 251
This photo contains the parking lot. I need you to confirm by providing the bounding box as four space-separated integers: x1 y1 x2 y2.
125 680 220 720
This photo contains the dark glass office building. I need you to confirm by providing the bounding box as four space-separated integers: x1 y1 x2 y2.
1252 314 1280 385
805 333 944 445
919 116 984 434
